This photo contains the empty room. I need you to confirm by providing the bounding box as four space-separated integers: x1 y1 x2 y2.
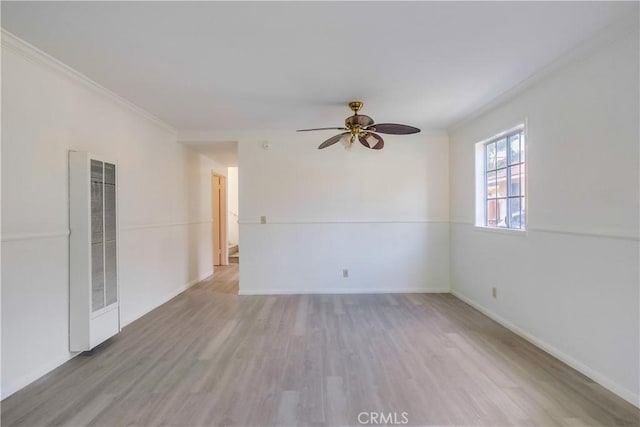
1 2 639 426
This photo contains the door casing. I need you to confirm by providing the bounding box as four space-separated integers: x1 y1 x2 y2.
212 174 227 266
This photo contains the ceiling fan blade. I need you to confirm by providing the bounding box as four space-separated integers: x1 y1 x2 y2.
359 132 384 150
370 133 384 150
358 135 371 148
318 132 349 149
366 123 420 135
297 127 348 132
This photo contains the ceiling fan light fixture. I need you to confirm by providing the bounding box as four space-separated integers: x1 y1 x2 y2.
297 101 421 151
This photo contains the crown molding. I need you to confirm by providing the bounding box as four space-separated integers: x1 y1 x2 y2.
449 14 639 131
1 29 177 134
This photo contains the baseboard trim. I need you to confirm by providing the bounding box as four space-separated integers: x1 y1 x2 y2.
5 281 635 409
239 287 450 296
121 271 212 327
1 272 212 401
451 290 640 408
1 353 78 400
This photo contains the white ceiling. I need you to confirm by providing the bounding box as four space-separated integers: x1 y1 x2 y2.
1 2 635 131
181 140 238 166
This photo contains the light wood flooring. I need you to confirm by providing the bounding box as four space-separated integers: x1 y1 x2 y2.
2 264 638 426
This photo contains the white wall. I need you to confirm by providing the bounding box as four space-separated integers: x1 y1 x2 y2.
227 167 239 246
238 131 450 294
1 33 226 399
449 23 639 406
3 18 637 411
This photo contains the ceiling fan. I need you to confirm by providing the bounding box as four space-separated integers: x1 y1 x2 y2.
297 101 420 150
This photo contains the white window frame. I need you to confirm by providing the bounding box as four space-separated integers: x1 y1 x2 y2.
474 123 527 234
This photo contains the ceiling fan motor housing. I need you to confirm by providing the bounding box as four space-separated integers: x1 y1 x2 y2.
345 114 374 129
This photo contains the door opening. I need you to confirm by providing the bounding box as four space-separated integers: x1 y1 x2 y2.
212 174 227 267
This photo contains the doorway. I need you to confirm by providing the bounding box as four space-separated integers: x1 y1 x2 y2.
212 174 227 266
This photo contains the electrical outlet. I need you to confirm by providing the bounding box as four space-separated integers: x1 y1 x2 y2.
260 215 267 224
492 287 497 298
342 269 349 278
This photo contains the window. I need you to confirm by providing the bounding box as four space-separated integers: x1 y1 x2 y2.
477 127 525 230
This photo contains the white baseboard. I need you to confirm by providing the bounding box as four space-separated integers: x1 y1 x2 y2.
238 287 450 296
121 270 212 327
1 353 77 400
7 280 635 410
451 290 640 408
1 272 212 401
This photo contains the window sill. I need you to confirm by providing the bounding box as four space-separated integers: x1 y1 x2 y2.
473 225 528 237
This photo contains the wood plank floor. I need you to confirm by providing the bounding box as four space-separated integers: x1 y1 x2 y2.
2 264 638 426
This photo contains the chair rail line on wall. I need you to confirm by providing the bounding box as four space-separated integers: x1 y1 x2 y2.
449 221 639 242
1 221 212 242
